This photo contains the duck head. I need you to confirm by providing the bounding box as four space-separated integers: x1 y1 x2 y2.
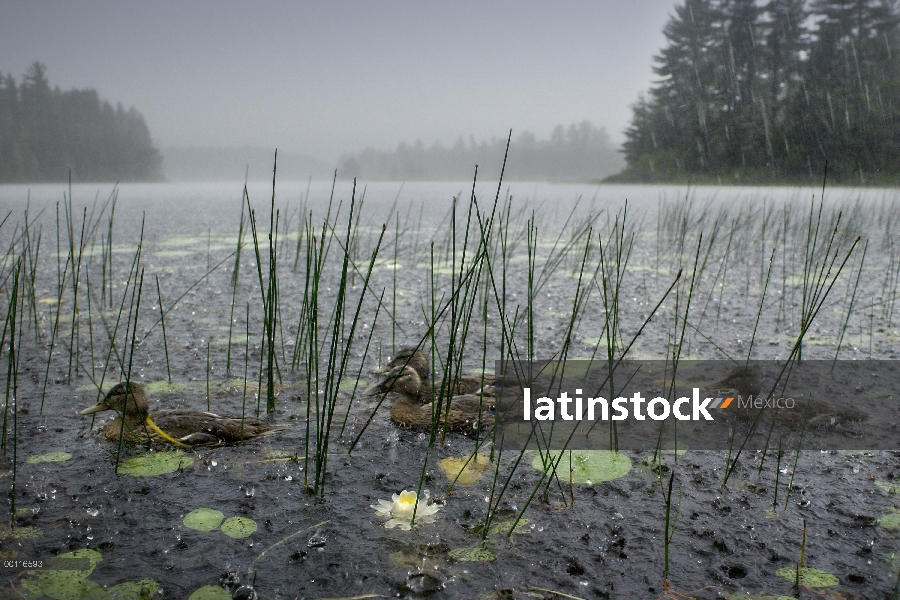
708 366 762 397
373 347 430 382
80 382 150 418
365 365 426 400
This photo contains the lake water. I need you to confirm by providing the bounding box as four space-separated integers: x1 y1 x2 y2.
3 180 900 598
3 180 900 236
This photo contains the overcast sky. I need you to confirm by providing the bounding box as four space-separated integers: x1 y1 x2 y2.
1 1 676 162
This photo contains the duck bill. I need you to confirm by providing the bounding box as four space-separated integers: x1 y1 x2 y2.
79 402 108 415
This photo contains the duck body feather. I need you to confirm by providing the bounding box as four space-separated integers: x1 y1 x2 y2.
366 365 494 434
708 366 867 427
82 382 279 446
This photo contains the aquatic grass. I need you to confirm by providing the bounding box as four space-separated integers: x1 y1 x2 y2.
722 201 861 485
660 470 683 591
311 182 384 495
114 265 146 474
2 258 22 524
833 239 867 364
338 288 384 438
225 199 246 375
155 275 172 383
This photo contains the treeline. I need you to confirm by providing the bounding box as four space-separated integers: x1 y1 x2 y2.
611 0 900 185
0 62 162 183
338 122 623 181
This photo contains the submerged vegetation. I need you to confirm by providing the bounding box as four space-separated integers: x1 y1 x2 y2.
611 0 900 185
1 156 900 595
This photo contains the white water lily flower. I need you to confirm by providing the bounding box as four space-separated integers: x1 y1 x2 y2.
371 489 441 530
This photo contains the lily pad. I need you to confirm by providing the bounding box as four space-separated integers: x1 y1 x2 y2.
188 586 232 600
183 508 225 532
116 451 193 476
20 548 101 599
438 454 490 484
448 546 496 562
880 511 900 530
220 516 257 538
775 566 839 587
27 452 72 464
531 450 632 484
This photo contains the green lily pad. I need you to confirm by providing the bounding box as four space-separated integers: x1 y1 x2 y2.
188 586 232 600
877 480 900 494
531 450 632 484
144 380 187 394
448 546 496 562
880 512 900 530
775 566 839 587
20 548 101 599
27 452 72 464
117 451 193 476
0 526 41 540
220 516 257 538
183 508 225 532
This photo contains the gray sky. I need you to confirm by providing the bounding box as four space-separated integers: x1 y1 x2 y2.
1 1 675 162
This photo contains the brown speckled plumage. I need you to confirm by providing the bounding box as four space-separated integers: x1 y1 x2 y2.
365 366 494 433
81 382 280 446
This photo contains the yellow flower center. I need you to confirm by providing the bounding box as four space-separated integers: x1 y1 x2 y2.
392 490 418 518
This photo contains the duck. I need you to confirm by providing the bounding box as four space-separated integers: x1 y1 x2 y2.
707 366 867 427
80 382 281 446
373 346 497 400
365 365 495 433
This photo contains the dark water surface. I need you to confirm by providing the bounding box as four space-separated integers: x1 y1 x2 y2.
1 181 900 599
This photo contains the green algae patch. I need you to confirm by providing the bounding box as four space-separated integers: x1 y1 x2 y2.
183 508 225 532
775 566 839 587
448 546 496 562
0 526 41 540
143 380 187 394
531 450 632 484
438 454 490 484
339 378 361 391
879 511 900 530
877 480 900 494
188 586 232 600
221 516 257 538
116 450 193 476
27 452 72 465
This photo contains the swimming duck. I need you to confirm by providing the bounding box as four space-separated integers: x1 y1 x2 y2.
373 346 496 400
80 382 280 446
708 366 867 427
365 365 495 433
